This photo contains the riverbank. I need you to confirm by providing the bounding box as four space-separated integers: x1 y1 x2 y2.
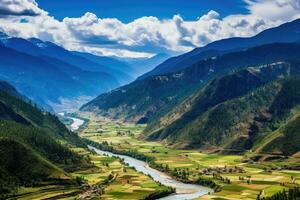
88 145 212 199
58 112 88 132
79 114 300 200
61 113 174 200
63 113 211 200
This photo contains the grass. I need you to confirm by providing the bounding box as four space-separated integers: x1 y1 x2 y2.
13 185 80 200
79 113 300 200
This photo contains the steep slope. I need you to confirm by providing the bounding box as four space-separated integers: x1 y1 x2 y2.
254 114 300 156
82 43 300 123
0 81 22 98
140 18 300 79
0 82 89 197
0 138 67 199
27 37 132 83
0 43 118 109
144 61 297 139
143 65 300 153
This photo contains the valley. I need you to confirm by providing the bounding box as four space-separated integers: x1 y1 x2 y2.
75 113 300 200
1 8 300 200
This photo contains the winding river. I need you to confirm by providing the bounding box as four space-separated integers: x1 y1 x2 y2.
88 146 212 200
58 112 85 131
67 115 212 200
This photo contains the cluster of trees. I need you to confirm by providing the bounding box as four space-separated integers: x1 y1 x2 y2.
257 187 300 200
212 173 231 184
195 176 222 192
142 187 175 200
170 168 190 180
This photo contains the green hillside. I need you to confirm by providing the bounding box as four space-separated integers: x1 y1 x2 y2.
0 138 68 199
82 43 300 124
255 113 300 156
0 82 90 198
143 62 300 155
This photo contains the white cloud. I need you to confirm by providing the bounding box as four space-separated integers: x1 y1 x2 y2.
0 0 300 58
245 0 300 21
0 0 45 17
74 45 155 59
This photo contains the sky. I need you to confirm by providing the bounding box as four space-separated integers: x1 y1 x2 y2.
0 0 300 59
36 0 249 22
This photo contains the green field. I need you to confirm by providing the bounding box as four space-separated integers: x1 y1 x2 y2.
79 113 300 200
13 136 168 200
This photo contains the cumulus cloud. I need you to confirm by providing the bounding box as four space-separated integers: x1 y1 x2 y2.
0 0 300 58
246 0 300 21
0 0 44 17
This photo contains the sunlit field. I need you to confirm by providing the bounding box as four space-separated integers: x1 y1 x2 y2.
79 113 300 200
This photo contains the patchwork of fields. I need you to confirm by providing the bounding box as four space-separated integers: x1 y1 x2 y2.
79 113 300 200
14 132 168 200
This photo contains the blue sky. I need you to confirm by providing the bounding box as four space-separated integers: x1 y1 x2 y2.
37 0 248 22
1 0 300 58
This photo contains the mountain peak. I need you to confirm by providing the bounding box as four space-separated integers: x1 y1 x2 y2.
28 38 56 49
0 32 10 44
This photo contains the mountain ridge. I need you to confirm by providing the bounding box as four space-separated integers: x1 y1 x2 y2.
142 61 300 153
140 18 300 79
81 42 300 123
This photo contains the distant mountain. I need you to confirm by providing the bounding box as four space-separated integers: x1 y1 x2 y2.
127 53 170 77
0 35 123 109
0 82 89 198
1 35 133 84
140 18 300 79
72 51 134 84
81 43 300 123
143 61 300 153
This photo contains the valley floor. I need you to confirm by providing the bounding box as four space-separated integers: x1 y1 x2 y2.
12 112 300 200
78 112 300 200
12 114 169 200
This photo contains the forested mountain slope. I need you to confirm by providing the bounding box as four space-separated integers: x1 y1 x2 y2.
0 82 89 198
82 43 300 123
143 62 300 155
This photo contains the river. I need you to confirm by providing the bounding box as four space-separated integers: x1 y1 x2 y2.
67 115 212 200
58 112 85 131
88 146 212 200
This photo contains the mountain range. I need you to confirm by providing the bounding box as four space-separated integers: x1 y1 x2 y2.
0 33 168 111
140 18 300 79
81 18 300 155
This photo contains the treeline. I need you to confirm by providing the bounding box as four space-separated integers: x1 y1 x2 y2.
142 188 175 200
257 187 300 200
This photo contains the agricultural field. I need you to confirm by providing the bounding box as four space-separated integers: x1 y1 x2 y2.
79 114 300 200
71 147 169 200
13 142 167 200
